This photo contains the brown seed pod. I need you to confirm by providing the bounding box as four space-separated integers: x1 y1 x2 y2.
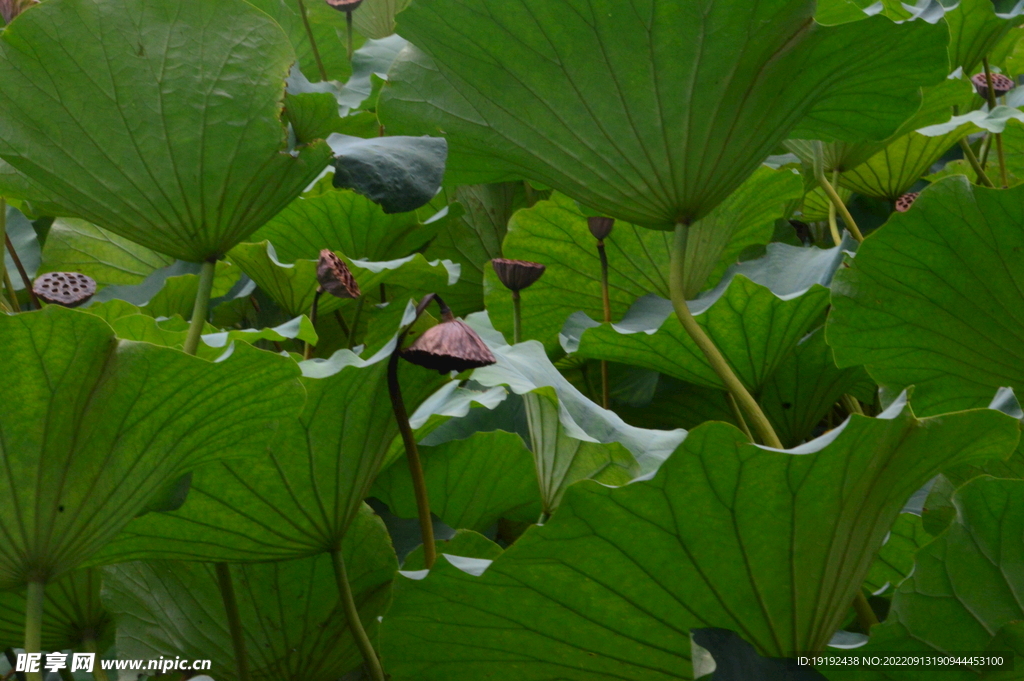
971 72 1016 98
895 192 919 213
316 249 361 299
587 216 615 240
491 258 546 292
325 0 363 11
402 314 497 374
32 272 96 307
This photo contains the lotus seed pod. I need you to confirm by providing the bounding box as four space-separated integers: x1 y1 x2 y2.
402 314 497 374
32 272 96 307
316 249 361 299
971 72 1015 98
325 0 363 11
491 258 546 292
895 192 919 213
587 216 615 240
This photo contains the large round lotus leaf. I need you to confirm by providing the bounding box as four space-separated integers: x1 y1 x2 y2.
0 0 332 262
828 177 1024 416
0 306 304 589
380 0 948 228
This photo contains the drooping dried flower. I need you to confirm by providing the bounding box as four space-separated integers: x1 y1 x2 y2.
491 259 546 292
0 0 36 25
895 192 919 213
32 272 96 307
401 309 496 374
971 72 1016 99
587 216 615 240
325 0 363 12
316 249 361 299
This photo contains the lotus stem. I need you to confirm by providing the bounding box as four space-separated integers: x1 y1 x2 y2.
982 58 1009 187
81 639 109 681
726 393 754 442
183 259 216 356
347 297 364 349
511 290 522 344
2 269 19 313
23 582 43 681
304 289 322 360
597 239 611 408
670 225 783 448
826 171 842 247
0 198 7 309
812 146 863 243
331 549 386 681
958 136 994 187
214 564 251 681
5 234 38 309
853 591 879 632
842 394 864 416
387 294 441 567
296 0 329 81
346 10 354 62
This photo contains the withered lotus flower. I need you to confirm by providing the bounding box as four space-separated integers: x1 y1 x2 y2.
895 192 919 213
325 0 363 11
971 72 1016 98
587 216 615 240
32 272 96 307
0 0 36 24
316 249 361 299
491 258 546 292
402 306 496 374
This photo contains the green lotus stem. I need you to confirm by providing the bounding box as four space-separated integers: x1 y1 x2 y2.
295 0 328 81
304 289 322 360
379 283 387 304
214 563 251 681
670 225 783 449
853 591 879 631
726 393 754 442
597 239 611 409
331 549 386 681
333 309 351 338
511 290 522 344
346 10 354 62
982 58 1009 187
388 347 436 568
958 137 994 187
23 582 43 681
0 197 7 308
537 510 549 526
82 639 109 681
826 170 842 247
347 297 364 349
979 133 993 169
183 259 216 356
5 234 38 309
813 150 863 242
842 394 864 416
2 269 19 313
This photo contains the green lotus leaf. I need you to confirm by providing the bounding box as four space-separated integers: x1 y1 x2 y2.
91 332 450 564
760 327 875 448
825 477 1024 680
379 401 1018 680
828 177 1024 416
373 430 542 533
799 183 852 223
945 0 1024 75
690 628 828 681
201 315 319 349
0 569 111 652
423 182 526 316
101 505 395 681
38 219 174 288
562 242 847 394
250 188 437 263
228 240 458 318
0 307 304 590
401 529 503 572
379 0 947 227
328 134 448 214
485 167 803 352
0 0 332 262
353 0 412 39
863 513 931 595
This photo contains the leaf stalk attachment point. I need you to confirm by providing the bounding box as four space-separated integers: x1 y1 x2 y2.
182 259 216 356
215 563 251 681
670 225 782 448
331 549 386 681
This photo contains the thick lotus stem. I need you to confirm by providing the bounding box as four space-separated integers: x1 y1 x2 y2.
331 549 386 681
23 582 43 681
670 225 783 448
597 239 611 408
512 290 522 344
304 289 322 360
813 144 863 243
853 591 879 631
982 58 1009 187
296 0 328 81
215 564 251 681
183 259 216 356
82 639 110 681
